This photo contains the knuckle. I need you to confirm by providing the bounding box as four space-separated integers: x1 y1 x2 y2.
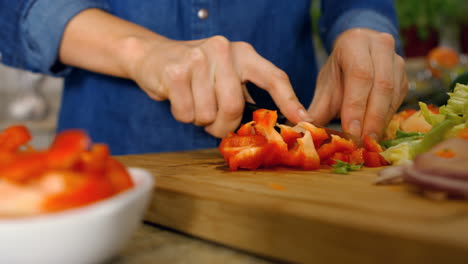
273 69 290 82
222 101 244 119
188 48 206 65
208 35 231 52
376 78 394 95
377 32 395 48
164 64 189 83
396 55 406 71
196 110 217 125
346 97 366 113
172 108 194 124
233 41 254 51
369 111 388 125
350 65 374 83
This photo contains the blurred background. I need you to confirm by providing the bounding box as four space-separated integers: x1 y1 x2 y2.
1 0 467 147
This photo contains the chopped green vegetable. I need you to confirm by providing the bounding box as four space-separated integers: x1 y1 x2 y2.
380 141 419 165
380 130 425 148
332 160 363 174
411 119 457 156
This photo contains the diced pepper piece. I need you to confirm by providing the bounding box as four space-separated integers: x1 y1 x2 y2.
218 134 268 170
237 121 256 136
0 152 48 182
42 171 114 212
47 130 91 169
363 135 384 153
75 144 110 173
105 158 135 192
296 122 330 148
252 109 287 167
349 148 365 165
0 125 32 153
317 135 357 161
282 131 320 170
363 150 387 167
278 124 302 149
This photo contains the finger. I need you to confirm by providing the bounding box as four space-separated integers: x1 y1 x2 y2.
340 35 373 138
362 33 396 139
232 42 310 124
204 36 244 138
163 64 194 123
385 55 407 126
308 58 342 125
190 48 217 126
243 84 256 104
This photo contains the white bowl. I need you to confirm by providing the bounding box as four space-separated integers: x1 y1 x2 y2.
0 167 154 264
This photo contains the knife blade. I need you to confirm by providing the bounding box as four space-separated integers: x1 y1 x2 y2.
242 102 363 146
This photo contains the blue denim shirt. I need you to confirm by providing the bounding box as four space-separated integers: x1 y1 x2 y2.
0 0 400 155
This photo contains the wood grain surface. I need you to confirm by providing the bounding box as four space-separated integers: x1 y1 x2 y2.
117 149 468 264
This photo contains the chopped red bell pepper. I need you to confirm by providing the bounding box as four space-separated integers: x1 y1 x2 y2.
282 131 320 170
47 130 91 169
278 124 302 149
296 122 330 148
218 134 269 170
317 135 357 161
0 125 32 153
42 171 115 212
363 135 384 153
362 150 388 167
237 121 256 136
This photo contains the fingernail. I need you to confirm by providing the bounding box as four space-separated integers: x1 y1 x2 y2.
298 108 314 122
348 120 361 137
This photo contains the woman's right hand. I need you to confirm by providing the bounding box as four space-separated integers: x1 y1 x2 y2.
125 35 309 138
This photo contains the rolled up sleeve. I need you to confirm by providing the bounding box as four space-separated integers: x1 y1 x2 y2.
8 0 109 76
319 0 402 55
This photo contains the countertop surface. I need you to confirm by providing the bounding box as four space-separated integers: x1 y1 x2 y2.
116 223 275 264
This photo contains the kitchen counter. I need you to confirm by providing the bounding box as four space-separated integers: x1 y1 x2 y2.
116 223 275 264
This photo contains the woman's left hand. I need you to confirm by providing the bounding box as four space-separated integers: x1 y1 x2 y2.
307 28 408 140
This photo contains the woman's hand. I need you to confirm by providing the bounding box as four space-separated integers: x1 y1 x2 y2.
60 9 309 138
308 28 408 140
126 36 309 138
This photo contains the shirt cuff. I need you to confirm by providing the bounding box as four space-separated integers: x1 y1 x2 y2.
320 9 402 55
21 0 110 76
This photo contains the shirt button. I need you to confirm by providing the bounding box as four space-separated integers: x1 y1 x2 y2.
197 8 209 20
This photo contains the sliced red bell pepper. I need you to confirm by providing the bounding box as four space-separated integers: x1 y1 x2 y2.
41 171 115 212
282 131 320 170
362 150 388 167
105 158 135 192
317 135 357 161
296 122 330 148
252 109 288 167
278 124 302 149
363 135 384 153
0 125 32 153
47 130 91 169
218 134 269 170
0 152 48 182
349 148 365 165
237 121 256 136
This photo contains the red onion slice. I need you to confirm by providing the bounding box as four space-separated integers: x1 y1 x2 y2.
413 138 468 180
404 165 468 198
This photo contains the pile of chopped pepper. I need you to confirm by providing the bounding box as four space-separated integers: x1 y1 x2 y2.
0 125 134 216
219 109 388 172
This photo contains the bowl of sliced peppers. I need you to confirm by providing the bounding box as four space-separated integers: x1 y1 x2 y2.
0 125 154 264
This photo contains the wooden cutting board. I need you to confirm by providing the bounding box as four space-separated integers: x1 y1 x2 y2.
117 149 468 264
